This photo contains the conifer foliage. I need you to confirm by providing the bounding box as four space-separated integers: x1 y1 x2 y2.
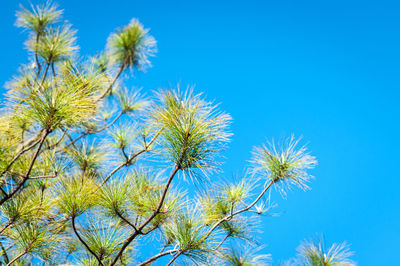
0 2 355 265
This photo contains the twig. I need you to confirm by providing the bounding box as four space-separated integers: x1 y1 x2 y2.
214 233 231 250
200 181 274 242
0 221 13 235
166 250 183 266
109 165 180 266
34 32 42 81
96 59 127 102
0 239 10 264
7 170 58 180
64 110 124 149
116 211 138 232
6 250 27 266
0 129 50 206
40 60 51 85
99 127 164 187
137 249 179 266
109 129 185 265
0 136 42 180
71 216 104 266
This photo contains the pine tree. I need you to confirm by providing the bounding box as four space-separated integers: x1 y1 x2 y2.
0 3 355 265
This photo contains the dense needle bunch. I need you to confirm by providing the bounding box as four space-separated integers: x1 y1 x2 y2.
293 237 355 266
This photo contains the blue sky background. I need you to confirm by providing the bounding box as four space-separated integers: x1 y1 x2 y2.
1 0 399 264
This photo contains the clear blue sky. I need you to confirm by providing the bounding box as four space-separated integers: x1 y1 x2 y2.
1 0 399 264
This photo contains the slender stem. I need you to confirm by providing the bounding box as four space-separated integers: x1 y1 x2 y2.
99 162 130 188
160 243 168 253
7 170 57 180
51 63 56 79
71 216 104 266
109 166 180 266
64 111 124 149
0 239 10 264
0 221 13 235
97 62 126 101
34 33 41 81
142 224 158 235
214 233 231 250
116 211 137 231
121 147 129 161
99 127 164 187
0 130 49 206
44 127 68 151
41 61 51 85
166 250 183 266
233 181 274 216
6 250 26 266
109 128 181 266
145 126 165 150
201 181 274 242
28 173 58 179
0 136 42 180
138 249 179 266
15 133 42 155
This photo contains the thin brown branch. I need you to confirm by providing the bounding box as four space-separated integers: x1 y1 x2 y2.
0 129 50 206
100 127 164 187
0 135 42 180
142 224 159 235
97 61 126 101
7 169 57 180
51 63 56 79
29 172 58 180
71 216 104 266
109 129 186 265
33 32 42 82
200 181 274 242
0 239 10 264
116 211 137 232
0 221 13 235
109 165 180 266
44 128 68 151
166 249 183 266
40 61 51 85
214 233 231 251
6 250 26 266
64 111 124 149
137 249 179 266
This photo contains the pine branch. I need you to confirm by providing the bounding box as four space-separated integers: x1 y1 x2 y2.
100 126 164 187
200 180 274 242
109 130 187 265
0 239 10 264
138 249 179 266
115 211 137 232
166 249 183 266
96 59 127 101
0 129 50 206
6 250 26 266
109 165 180 266
64 110 124 149
0 134 42 180
40 60 51 85
71 216 104 266
34 32 42 81
214 233 231 251
0 221 13 235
